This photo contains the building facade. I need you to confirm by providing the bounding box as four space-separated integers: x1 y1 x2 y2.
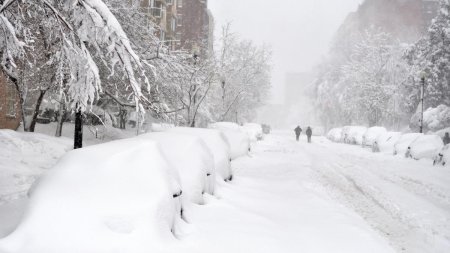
0 72 21 130
177 0 213 55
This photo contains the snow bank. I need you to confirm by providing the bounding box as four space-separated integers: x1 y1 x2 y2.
168 127 232 181
394 133 423 157
0 139 182 253
327 128 343 142
433 127 450 138
362 127 387 147
209 123 250 160
0 130 72 204
151 123 174 132
138 132 215 202
373 132 402 154
347 126 368 145
242 123 264 141
410 105 450 132
408 135 444 160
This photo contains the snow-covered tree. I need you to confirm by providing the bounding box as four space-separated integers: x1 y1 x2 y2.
405 0 450 109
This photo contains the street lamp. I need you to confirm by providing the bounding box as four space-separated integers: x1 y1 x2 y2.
419 72 427 133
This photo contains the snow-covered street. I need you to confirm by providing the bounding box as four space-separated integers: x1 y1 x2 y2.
1 130 450 253
181 131 449 253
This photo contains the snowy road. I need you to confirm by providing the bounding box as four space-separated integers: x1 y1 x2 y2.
1 131 449 253
182 131 450 253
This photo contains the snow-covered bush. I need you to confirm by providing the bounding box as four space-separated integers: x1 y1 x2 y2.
327 128 343 142
168 127 233 181
410 105 450 132
362 127 387 147
0 138 182 253
432 127 450 139
242 123 264 141
372 132 402 154
408 135 444 160
138 132 215 203
346 126 368 145
394 133 423 156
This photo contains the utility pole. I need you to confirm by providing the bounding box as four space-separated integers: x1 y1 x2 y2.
419 75 425 133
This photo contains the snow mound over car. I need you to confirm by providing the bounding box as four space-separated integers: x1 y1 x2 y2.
168 127 232 181
138 132 215 203
362 127 387 147
435 144 450 166
327 128 343 142
209 123 250 160
373 132 402 154
408 135 444 160
0 139 182 253
394 133 423 157
0 130 72 203
343 126 368 145
242 123 264 141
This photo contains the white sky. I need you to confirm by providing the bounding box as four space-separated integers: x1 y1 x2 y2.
208 0 364 103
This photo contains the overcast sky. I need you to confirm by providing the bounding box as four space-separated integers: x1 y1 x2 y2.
209 0 364 103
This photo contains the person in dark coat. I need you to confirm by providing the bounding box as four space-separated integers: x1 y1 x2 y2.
306 126 313 143
443 132 450 145
294 126 302 141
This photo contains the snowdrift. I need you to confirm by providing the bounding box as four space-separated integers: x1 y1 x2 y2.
0 139 182 253
138 132 215 202
373 132 402 154
408 135 444 160
394 133 423 157
362 127 387 147
242 123 264 141
0 130 72 203
151 123 174 132
168 127 232 181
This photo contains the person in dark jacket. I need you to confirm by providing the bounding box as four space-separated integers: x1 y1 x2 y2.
294 126 302 141
443 132 450 145
306 126 313 143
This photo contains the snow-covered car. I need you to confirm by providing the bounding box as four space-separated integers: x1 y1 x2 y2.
151 123 174 132
209 123 251 159
362 127 387 147
393 133 423 157
220 130 251 160
345 126 368 145
372 132 402 154
327 128 343 142
0 138 183 253
168 127 233 181
434 144 449 166
408 135 444 160
242 123 264 141
138 132 216 201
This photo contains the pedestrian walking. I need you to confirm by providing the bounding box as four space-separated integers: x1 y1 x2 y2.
443 132 450 145
306 126 313 143
294 126 302 141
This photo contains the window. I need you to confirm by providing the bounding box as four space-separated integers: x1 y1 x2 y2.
177 14 183 27
171 17 177 32
167 0 173 5
177 0 182 8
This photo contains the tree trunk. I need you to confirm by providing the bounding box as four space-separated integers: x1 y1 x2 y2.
28 89 48 132
74 107 83 149
55 99 66 137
